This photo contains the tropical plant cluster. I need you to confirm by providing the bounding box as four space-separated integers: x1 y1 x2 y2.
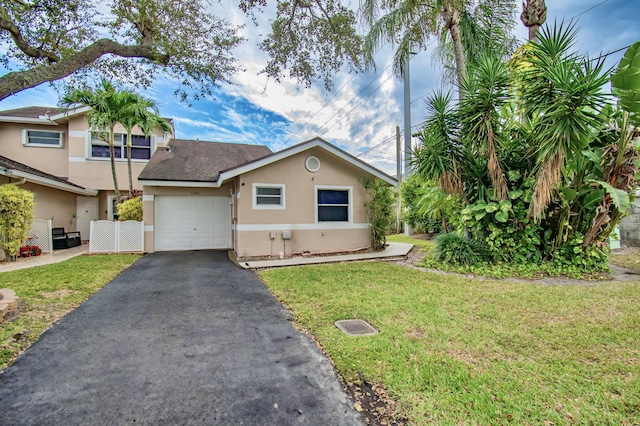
362 178 395 250
400 174 461 234
412 24 640 274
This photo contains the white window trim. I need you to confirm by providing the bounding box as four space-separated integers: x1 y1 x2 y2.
314 185 353 224
22 129 64 148
252 183 286 210
85 130 154 162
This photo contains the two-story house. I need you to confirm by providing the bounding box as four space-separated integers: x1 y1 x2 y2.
0 106 173 240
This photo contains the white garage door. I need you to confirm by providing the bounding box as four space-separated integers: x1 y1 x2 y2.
155 196 231 251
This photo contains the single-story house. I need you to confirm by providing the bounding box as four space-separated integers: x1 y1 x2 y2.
139 137 397 260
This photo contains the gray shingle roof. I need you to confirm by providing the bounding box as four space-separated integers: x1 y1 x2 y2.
138 139 273 182
0 106 62 118
0 156 86 189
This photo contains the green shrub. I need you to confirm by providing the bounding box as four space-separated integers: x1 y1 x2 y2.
434 232 487 266
362 178 395 250
0 184 35 257
117 197 142 221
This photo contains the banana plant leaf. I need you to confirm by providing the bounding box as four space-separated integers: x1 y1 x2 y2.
612 41 640 115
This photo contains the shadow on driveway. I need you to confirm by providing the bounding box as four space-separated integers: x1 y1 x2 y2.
0 251 363 425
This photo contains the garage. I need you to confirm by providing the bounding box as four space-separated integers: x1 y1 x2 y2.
155 195 231 251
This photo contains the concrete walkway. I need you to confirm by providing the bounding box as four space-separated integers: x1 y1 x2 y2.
0 242 415 272
240 242 414 269
0 243 88 273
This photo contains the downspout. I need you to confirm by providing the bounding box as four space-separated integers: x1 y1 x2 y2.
231 178 239 256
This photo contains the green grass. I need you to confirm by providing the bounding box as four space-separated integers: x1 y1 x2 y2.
0 254 140 369
387 234 435 253
611 251 640 273
261 262 640 425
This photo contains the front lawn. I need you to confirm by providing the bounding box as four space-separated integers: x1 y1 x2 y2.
0 254 140 370
261 262 640 424
387 234 434 253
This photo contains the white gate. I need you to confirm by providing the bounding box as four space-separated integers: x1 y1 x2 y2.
28 219 52 253
89 220 144 253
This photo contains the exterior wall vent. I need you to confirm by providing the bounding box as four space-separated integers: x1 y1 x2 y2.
305 155 321 172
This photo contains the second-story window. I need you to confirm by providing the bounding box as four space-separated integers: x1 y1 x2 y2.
90 133 152 160
23 129 64 147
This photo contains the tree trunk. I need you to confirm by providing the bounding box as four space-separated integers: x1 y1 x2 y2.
441 5 466 102
520 0 547 42
109 128 121 205
126 131 133 196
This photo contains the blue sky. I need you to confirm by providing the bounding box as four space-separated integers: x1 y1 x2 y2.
1 0 639 175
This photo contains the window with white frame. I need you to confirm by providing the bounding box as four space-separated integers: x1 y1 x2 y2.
90 132 152 160
316 187 351 222
23 129 63 147
253 184 285 209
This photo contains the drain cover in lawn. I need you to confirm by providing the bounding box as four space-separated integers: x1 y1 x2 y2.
334 319 378 336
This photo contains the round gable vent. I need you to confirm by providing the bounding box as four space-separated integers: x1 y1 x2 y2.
305 155 321 172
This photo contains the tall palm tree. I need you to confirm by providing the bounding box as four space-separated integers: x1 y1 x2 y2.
520 0 547 41
361 0 465 87
119 96 172 196
361 0 517 100
62 80 139 203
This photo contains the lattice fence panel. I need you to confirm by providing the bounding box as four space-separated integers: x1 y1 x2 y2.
27 219 52 253
89 220 144 253
118 221 144 252
89 221 117 253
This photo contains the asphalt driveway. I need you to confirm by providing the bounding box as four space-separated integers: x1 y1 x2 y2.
0 251 363 425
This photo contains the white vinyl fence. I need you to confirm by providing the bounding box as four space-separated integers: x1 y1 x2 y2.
28 219 52 253
89 220 144 253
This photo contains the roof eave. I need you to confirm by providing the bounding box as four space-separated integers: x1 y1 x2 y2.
139 179 221 188
218 138 398 186
0 169 98 196
0 116 58 125
48 106 91 121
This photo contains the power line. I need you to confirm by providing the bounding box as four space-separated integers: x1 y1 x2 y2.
569 0 609 21
590 44 632 63
321 74 395 135
288 62 394 141
350 109 401 143
356 135 396 157
350 92 428 151
282 73 359 145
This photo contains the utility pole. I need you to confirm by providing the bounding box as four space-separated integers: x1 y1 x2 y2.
403 61 411 176
403 58 413 236
396 125 402 233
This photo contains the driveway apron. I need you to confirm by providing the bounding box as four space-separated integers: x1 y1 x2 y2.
0 251 363 425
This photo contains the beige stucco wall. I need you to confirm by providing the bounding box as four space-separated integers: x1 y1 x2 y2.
234 147 372 259
142 185 234 252
0 122 70 177
236 229 369 259
67 115 170 191
0 178 78 231
23 182 78 230
0 113 171 193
